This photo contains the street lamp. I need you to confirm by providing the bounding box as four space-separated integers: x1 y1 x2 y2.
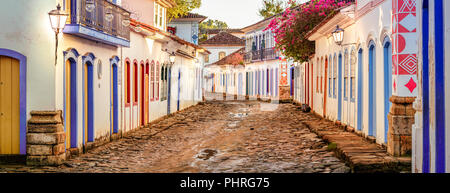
169 52 176 64
332 25 344 46
48 4 68 66
48 4 68 34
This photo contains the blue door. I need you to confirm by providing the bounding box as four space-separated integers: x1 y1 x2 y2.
368 41 376 137
383 38 392 143
422 0 430 173
435 0 446 173
112 64 119 134
357 49 363 131
338 54 342 121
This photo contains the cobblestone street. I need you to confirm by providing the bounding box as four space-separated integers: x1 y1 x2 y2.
0 101 349 173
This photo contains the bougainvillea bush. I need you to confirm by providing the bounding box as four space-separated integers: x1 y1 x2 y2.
265 0 352 62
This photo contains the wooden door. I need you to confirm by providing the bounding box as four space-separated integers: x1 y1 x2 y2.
0 56 20 154
324 58 328 117
65 60 72 149
144 74 149 124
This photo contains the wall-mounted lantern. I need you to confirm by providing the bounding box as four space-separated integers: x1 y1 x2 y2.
332 25 344 46
48 4 68 66
169 52 176 64
48 4 68 34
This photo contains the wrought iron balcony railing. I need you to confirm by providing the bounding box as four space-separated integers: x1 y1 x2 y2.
244 47 279 63
68 0 130 42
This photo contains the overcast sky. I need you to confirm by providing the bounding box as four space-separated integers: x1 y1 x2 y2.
192 0 265 29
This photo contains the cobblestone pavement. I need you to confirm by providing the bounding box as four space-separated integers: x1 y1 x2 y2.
0 100 349 173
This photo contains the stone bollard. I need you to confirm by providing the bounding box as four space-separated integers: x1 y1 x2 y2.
387 96 415 156
26 111 66 166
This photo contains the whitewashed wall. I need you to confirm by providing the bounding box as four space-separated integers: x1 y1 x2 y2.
309 0 393 144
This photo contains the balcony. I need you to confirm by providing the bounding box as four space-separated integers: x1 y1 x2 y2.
63 0 131 47
244 47 280 63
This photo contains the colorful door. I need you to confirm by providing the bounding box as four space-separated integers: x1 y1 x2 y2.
357 49 363 131
368 41 376 137
369 41 376 136
383 38 392 143
324 58 328 117
84 62 94 143
112 64 119 134
167 67 172 115
338 54 342 121
0 56 20 154
140 64 145 126
144 74 149 124
65 59 77 149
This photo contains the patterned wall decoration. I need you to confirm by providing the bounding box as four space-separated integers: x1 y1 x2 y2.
392 0 418 96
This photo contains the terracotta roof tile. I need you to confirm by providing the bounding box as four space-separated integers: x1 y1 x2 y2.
207 48 245 67
206 28 244 34
173 12 207 22
199 32 245 46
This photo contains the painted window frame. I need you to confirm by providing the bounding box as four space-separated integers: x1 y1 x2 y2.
344 49 349 101
156 62 160 101
350 48 356 102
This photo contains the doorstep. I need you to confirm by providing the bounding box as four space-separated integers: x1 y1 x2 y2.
303 117 411 173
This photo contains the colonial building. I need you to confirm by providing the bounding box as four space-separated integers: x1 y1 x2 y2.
296 0 417 155
0 0 209 165
242 17 293 102
168 12 207 45
413 0 450 173
204 48 246 100
199 31 245 66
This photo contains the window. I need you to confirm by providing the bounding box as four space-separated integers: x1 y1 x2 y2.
63 0 71 22
333 54 337 98
156 62 160 100
344 50 349 100
205 55 209 63
328 57 331 97
350 49 356 101
160 64 167 101
316 58 319 93
320 58 323 94
154 3 166 30
219 52 226 60
150 61 155 101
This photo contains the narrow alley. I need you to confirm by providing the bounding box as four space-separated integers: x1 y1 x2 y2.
0 100 349 173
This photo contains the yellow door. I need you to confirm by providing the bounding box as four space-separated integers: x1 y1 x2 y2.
144 74 149 124
65 60 71 149
0 56 20 155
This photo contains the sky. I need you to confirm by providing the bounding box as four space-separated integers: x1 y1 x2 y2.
192 0 265 29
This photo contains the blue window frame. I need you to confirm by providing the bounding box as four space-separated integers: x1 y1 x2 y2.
350 48 356 102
